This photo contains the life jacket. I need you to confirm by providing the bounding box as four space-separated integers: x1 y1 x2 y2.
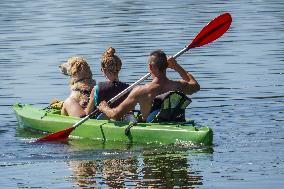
96 81 130 108
146 91 192 122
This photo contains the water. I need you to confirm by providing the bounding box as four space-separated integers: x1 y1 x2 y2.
1 0 283 188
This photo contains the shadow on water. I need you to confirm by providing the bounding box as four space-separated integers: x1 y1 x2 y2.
67 151 204 188
15 127 213 188
64 142 212 188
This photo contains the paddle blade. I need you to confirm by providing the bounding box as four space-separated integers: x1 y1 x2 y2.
188 13 232 49
35 127 75 142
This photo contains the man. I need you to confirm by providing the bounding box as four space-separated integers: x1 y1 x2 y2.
98 50 200 121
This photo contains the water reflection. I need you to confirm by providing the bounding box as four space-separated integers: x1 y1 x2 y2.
68 150 203 188
1 0 284 188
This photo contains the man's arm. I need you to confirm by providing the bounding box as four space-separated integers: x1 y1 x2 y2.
98 87 140 120
167 57 200 95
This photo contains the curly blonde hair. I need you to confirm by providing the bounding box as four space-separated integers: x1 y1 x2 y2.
101 47 122 74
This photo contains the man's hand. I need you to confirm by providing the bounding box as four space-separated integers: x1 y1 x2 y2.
167 57 177 70
166 55 200 95
98 101 109 112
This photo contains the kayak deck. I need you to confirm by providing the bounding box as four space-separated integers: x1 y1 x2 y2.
13 103 213 146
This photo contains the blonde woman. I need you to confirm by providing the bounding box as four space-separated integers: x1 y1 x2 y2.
85 47 129 118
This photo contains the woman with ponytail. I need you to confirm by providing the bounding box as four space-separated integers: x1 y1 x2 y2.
84 47 130 118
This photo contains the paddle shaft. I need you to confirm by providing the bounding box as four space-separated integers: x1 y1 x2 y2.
72 46 190 128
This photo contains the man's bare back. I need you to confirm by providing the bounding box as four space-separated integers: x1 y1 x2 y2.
133 77 193 120
98 50 200 121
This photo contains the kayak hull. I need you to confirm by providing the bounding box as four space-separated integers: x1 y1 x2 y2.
13 104 213 146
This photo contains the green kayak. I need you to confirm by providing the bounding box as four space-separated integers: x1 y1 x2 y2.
13 103 213 146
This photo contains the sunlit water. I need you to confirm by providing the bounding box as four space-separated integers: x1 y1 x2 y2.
0 0 283 188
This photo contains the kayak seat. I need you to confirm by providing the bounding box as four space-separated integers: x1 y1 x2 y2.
146 91 192 123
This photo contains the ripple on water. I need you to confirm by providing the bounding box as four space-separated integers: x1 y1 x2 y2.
0 0 284 188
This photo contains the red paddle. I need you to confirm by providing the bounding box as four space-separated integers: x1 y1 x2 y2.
36 12 232 142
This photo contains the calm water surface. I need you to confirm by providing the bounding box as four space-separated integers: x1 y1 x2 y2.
0 0 283 188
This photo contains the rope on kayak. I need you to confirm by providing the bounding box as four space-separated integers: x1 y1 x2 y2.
125 125 133 136
40 100 64 119
125 121 137 137
41 105 53 119
99 123 107 142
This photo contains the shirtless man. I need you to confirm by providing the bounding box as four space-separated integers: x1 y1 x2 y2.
98 50 200 121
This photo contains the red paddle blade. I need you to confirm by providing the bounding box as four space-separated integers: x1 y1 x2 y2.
188 13 232 49
35 127 75 142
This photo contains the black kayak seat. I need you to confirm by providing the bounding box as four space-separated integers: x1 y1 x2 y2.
146 91 192 123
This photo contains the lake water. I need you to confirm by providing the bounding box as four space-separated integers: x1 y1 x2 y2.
1 0 283 188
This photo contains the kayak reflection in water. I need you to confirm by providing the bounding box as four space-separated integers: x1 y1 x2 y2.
67 151 202 188
98 50 200 122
